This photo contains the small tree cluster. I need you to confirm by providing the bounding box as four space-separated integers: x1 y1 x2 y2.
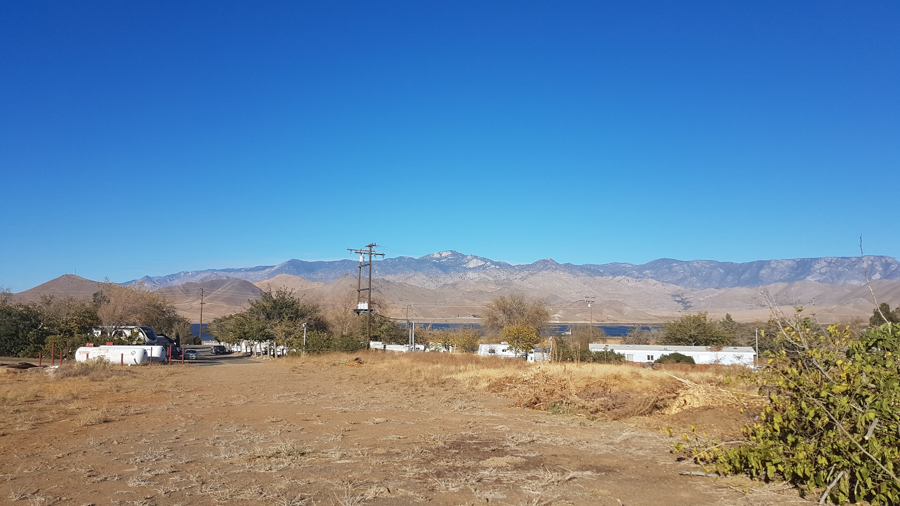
550 337 625 363
502 325 540 354
482 294 549 335
0 285 189 358
662 312 735 347
207 288 406 354
94 282 191 339
427 326 482 353
870 303 900 326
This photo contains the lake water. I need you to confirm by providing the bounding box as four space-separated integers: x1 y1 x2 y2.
194 322 662 340
403 323 662 337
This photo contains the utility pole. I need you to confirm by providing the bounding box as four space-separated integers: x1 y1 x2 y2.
755 328 759 367
199 288 205 345
585 296 596 339
348 243 384 349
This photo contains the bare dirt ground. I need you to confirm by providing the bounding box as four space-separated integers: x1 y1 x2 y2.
0 352 814 506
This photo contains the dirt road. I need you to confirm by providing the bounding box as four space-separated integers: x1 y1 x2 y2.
0 353 810 505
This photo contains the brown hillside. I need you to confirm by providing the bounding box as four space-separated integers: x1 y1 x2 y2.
253 274 325 293
13 273 900 325
159 279 263 322
12 274 100 302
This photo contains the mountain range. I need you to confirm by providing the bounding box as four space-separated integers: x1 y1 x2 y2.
127 251 900 290
11 252 900 324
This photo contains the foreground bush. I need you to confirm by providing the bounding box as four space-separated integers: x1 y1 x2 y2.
678 322 900 505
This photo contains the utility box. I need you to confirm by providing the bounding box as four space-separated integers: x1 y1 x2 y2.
354 302 375 315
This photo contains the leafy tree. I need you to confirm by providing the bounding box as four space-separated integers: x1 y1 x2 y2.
551 337 623 363
93 282 189 337
35 296 101 337
208 312 261 344
501 324 539 354
678 320 900 505
720 313 741 340
870 303 900 326
450 326 481 353
483 294 549 335
569 325 607 350
0 295 107 357
208 288 337 353
623 325 662 345
369 314 406 344
247 288 327 331
662 313 732 347
0 300 46 357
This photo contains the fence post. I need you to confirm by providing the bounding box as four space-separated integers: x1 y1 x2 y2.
51 343 55 365
39 352 42 366
121 354 124 366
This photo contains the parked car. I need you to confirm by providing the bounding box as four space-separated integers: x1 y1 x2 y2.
183 349 198 360
211 345 227 355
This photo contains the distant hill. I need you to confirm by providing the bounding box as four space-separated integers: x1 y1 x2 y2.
128 251 900 290
155 279 264 322
253 274 325 293
12 274 100 302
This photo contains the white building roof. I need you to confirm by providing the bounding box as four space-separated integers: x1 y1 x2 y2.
589 344 755 353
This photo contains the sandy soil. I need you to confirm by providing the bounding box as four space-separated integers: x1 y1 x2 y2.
0 352 814 506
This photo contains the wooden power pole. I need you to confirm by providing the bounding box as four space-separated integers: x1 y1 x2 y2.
199 288 205 344
348 243 384 349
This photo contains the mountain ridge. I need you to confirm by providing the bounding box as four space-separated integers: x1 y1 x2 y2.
126 251 900 290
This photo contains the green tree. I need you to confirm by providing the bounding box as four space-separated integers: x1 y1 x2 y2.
0 300 46 357
247 288 328 333
40 296 102 336
870 303 900 326
501 324 540 354
662 313 732 347
483 294 549 335
369 314 406 344
720 313 741 341
450 326 481 353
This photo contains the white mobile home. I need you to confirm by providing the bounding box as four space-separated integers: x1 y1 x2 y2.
588 344 755 366
477 343 527 359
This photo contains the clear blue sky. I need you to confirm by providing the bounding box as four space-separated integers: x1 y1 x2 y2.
1 1 897 292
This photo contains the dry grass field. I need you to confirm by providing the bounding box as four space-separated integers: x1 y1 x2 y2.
0 352 814 505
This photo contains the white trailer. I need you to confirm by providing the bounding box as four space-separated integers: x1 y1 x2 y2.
477 343 527 359
76 346 150 365
588 344 756 365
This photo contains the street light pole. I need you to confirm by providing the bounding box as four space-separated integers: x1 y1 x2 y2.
585 296 596 339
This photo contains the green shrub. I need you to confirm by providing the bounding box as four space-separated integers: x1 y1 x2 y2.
654 352 695 364
590 349 625 363
677 322 900 505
